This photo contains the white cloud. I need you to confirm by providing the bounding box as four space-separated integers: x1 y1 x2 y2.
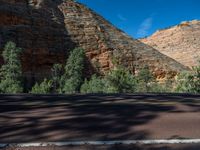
137 17 153 37
117 14 127 21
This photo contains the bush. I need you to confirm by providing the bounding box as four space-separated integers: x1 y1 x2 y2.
150 81 173 93
105 66 136 93
136 66 155 92
188 66 200 93
176 67 200 93
80 66 137 94
30 79 52 94
81 75 106 93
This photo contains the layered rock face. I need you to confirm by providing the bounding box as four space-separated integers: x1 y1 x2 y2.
0 0 76 87
0 0 189 86
141 20 200 68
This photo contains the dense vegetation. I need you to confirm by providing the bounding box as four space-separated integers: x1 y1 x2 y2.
0 41 199 94
175 65 200 93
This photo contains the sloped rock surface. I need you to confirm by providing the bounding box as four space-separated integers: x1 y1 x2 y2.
141 20 200 68
0 0 189 86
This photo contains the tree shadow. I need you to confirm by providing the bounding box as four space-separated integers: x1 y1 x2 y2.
1 94 196 142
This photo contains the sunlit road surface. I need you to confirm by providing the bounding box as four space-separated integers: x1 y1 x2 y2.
0 94 200 149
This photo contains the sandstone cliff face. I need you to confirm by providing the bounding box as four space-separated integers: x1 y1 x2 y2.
0 0 189 86
140 20 200 68
0 0 76 87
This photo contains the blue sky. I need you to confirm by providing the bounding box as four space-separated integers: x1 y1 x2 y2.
77 0 200 38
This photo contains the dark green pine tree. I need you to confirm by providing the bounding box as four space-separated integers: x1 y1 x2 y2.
61 47 85 93
0 41 23 93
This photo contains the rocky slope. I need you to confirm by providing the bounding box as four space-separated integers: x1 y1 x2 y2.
0 0 189 87
140 20 200 68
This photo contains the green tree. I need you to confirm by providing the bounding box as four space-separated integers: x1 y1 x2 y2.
30 79 52 94
189 65 200 93
176 66 200 93
136 65 155 92
40 47 85 94
176 72 190 93
51 63 63 93
105 66 136 93
0 41 23 93
61 48 85 93
81 75 106 93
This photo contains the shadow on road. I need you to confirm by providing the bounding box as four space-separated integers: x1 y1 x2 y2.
0 94 200 143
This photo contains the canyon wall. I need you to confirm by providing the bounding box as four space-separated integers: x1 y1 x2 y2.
141 20 200 68
0 0 189 87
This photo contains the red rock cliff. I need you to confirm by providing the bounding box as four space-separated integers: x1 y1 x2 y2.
0 0 189 86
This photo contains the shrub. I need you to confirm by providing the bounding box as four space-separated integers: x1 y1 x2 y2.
105 66 136 93
81 75 106 93
176 67 200 93
136 66 155 92
150 80 173 93
30 79 52 94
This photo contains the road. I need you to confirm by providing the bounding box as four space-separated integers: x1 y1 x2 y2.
0 94 200 149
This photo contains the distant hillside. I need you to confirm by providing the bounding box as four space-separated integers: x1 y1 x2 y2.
140 20 200 68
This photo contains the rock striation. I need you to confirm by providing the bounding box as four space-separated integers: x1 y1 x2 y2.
140 20 200 68
0 0 189 86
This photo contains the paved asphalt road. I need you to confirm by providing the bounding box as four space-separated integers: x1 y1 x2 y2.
0 94 200 149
